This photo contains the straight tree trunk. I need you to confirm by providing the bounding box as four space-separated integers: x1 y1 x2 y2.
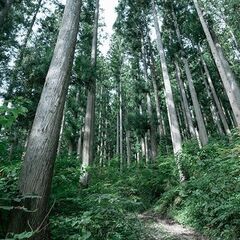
193 0 240 126
152 0 182 155
146 93 157 160
148 38 164 137
126 130 131 167
77 128 83 159
80 0 99 186
142 41 158 160
119 80 123 170
7 0 82 238
175 61 195 138
0 0 14 25
116 113 119 156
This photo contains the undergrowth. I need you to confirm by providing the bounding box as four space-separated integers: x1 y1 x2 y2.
154 131 240 239
1 131 240 239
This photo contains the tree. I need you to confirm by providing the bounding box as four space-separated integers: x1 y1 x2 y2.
193 0 240 127
80 0 100 187
152 0 185 181
7 0 82 238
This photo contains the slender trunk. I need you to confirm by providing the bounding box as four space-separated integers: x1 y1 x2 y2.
203 78 224 135
119 80 123 170
142 41 157 160
18 0 43 63
193 0 240 126
0 0 14 25
145 131 150 163
80 0 99 186
146 93 157 159
7 0 82 238
175 61 195 138
152 0 182 155
148 39 164 137
172 9 207 145
77 128 83 159
152 0 185 181
126 130 131 167
199 49 231 135
183 58 208 145
116 113 119 156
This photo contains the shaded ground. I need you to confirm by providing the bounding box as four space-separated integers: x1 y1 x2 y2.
139 212 208 240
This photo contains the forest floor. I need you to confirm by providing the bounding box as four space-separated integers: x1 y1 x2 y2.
139 212 208 240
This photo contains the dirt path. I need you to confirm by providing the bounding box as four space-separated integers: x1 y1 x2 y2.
139 212 208 240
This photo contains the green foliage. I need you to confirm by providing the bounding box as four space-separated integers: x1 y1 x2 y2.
154 133 240 239
0 98 28 129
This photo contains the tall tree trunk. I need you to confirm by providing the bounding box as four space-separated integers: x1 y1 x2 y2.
142 41 157 160
183 57 208 146
7 0 82 238
119 80 123 170
0 0 14 25
126 130 131 167
193 0 240 126
203 77 224 135
172 9 208 145
146 93 157 160
17 0 43 64
199 49 231 135
80 0 99 186
148 38 164 137
116 113 119 156
77 127 83 159
152 0 182 155
175 61 195 138
152 0 185 181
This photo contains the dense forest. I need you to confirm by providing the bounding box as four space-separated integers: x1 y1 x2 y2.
0 0 240 239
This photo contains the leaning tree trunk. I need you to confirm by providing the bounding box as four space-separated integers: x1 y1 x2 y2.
193 0 240 126
0 0 14 25
7 0 82 239
152 0 185 182
175 61 195 138
183 57 208 146
80 0 99 187
172 8 208 146
199 49 231 135
203 77 224 135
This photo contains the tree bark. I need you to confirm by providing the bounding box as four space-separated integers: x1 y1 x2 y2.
7 0 82 238
152 0 182 155
183 57 208 146
193 0 240 126
175 61 195 138
199 49 231 135
152 0 185 181
126 130 131 167
119 80 123 170
146 93 157 160
172 8 208 145
80 0 99 186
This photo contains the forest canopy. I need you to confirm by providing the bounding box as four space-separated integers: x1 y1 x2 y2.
0 0 240 239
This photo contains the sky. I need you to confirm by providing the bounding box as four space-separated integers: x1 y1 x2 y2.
100 0 118 55
59 0 118 55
